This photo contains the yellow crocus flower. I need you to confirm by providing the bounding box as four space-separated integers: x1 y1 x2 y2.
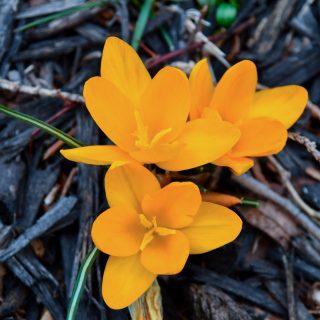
61 37 240 171
92 162 242 309
189 59 308 175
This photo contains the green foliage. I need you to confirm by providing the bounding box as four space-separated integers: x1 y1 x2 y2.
131 0 155 50
15 0 110 32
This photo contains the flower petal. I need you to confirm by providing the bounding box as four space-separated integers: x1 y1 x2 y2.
213 155 254 175
210 60 257 123
201 192 241 207
129 141 181 163
140 66 190 142
182 202 242 254
157 118 240 171
92 208 145 256
245 86 308 129
83 76 136 151
140 231 189 275
231 117 288 157
142 182 201 228
189 59 214 120
60 145 136 165
105 162 161 212
101 37 151 106
102 254 156 309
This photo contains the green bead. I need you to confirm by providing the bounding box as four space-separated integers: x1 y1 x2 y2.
216 3 238 27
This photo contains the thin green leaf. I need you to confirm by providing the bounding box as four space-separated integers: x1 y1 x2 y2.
67 247 99 320
159 27 175 51
131 0 155 50
0 104 83 148
15 0 110 32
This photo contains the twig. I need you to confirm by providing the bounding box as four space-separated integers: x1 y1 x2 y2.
268 156 320 219
0 78 84 103
146 16 255 69
282 249 296 320
231 174 320 241
288 132 320 162
307 99 320 122
0 196 77 262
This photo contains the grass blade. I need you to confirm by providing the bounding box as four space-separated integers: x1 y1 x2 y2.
131 0 155 50
15 0 109 32
0 104 83 148
67 247 99 320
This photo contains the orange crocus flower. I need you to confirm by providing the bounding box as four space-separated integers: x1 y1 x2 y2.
92 162 242 309
61 37 240 171
189 59 308 175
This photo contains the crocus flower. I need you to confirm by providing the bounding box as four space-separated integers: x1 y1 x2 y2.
189 59 308 175
92 162 242 309
61 37 240 171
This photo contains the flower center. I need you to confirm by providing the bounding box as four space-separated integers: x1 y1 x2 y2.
133 111 172 150
139 214 176 251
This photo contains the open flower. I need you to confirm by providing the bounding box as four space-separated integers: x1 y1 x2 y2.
92 162 242 309
61 37 240 171
189 59 308 175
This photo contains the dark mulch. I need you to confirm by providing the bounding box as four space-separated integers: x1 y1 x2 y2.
0 0 320 319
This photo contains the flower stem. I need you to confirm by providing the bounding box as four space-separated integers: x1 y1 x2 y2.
66 246 99 320
0 104 83 148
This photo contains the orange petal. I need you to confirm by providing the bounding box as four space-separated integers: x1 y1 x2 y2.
102 254 156 309
157 118 240 171
105 162 161 212
213 155 254 175
201 192 241 207
140 66 190 141
189 59 214 120
101 37 151 106
231 117 288 157
245 85 308 129
182 202 242 254
142 182 201 228
60 145 136 165
210 60 257 123
129 141 181 163
140 231 189 275
83 76 136 151
91 208 145 256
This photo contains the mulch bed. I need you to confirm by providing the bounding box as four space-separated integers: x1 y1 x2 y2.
0 0 320 319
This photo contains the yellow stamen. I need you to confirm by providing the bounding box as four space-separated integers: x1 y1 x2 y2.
150 127 172 147
133 110 172 150
139 214 153 229
155 227 176 236
140 229 154 251
133 110 149 149
139 214 176 250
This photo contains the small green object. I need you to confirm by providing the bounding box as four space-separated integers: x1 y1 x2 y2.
0 104 83 148
240 198 260 208
216 3 237 28
66 246 99 320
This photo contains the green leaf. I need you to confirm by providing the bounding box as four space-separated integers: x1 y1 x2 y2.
67 247 99 320
131 0 155 50
0 104 83 148
15 0 110 32
216 3 238 28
